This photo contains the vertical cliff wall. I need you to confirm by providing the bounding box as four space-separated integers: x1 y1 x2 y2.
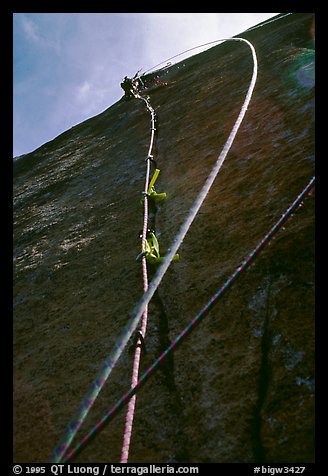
13 13 315 463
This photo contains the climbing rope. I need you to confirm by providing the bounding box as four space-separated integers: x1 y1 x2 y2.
50 36 258 463
141 38 239 77
122 36 258 373
61 175 315 462
140 16 293 80
244 13 293 33
120 94 156 463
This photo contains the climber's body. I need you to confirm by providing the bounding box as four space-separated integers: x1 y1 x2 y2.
121 71 169 100
121 72 145 99
121 76 134 99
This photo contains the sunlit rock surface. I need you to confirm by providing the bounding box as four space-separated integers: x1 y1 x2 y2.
13 13 314 463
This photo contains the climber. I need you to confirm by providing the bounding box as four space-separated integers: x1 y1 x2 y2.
121 75 141 99
121 76 134 99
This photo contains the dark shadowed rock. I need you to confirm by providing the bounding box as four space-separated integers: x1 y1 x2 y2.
13 13 315 463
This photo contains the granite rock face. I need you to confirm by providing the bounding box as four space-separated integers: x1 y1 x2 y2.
13 13 315 463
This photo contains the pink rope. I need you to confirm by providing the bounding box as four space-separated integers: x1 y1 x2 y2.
120 96 155 463
49 38 257 463
62 175 315 463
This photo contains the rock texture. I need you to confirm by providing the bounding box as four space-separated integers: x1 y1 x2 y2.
13 13 315 463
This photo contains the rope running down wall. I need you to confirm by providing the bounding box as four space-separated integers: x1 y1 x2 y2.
62 175 315 462
50 36 258 463
120 95 156 463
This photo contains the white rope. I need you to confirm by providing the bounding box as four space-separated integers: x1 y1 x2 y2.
127 37 258 339
86 36 258 403
50 37 258 462
244 13 292 33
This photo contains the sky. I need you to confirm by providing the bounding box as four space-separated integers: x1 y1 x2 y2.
13 13 280 158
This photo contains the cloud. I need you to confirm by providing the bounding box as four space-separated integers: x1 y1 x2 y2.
19 13 62 55
76 80 91 102
21 15 40 43
74 77 113 116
